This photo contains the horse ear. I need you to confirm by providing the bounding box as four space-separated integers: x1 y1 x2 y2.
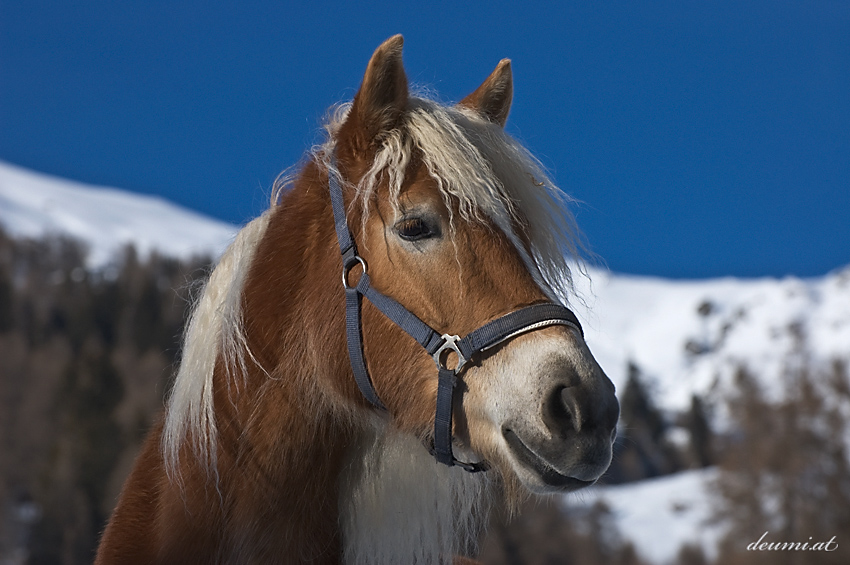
459 59 513 127
344 35 409 151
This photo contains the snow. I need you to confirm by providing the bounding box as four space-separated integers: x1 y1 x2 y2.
2 160 848 563
571 265 850 415
0 160 238 267
3 158 847 413
569 468 724 564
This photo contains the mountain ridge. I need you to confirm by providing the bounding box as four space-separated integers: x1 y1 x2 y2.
0 160 238 267
2 159 847 413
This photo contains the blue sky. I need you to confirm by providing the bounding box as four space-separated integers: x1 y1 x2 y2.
1 1 848 278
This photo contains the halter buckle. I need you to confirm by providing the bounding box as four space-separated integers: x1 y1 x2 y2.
432 334 467 373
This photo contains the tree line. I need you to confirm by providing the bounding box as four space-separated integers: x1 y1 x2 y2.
0 228 847 564
0 229 211 564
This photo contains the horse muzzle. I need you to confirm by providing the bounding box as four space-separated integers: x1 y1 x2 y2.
466 328 619 493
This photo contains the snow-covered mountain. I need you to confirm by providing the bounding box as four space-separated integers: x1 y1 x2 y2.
572 266 850 415
2 160 848 564
0 160 238 266
3 158 848 410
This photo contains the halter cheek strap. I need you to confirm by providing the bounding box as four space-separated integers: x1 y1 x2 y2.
328 156 584 473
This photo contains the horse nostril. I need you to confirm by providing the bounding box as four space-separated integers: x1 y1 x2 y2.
543 385 580 438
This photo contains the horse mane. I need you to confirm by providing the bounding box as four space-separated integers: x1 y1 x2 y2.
161 211 272 478
305 95 587 302
163 92 588 482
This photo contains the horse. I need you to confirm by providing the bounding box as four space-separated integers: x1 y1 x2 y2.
95 35 619 564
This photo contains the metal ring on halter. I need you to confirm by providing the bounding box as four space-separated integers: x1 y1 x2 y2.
342 255 367 289
432 334 468 373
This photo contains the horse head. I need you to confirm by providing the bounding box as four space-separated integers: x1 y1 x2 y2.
327 35 618 498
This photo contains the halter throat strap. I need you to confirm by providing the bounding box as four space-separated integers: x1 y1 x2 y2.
327 156 584 473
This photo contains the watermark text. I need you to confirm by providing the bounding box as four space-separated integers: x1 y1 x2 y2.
748 531 838 552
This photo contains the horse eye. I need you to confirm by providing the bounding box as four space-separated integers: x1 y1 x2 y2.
396 217 435 242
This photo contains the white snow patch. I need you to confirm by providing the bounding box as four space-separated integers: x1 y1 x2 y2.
572 265 850 417
0 160 238 267
568 468 723 564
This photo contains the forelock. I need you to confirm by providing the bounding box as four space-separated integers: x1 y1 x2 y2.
317 95 588 302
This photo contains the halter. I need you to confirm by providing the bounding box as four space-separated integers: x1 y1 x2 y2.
329 156 584 472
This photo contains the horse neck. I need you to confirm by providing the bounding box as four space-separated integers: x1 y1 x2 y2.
219 161 491 561
206 163 359 556
231 160 359 442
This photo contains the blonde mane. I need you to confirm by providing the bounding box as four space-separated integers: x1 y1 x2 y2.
162 211 272 478
310 96 587 302
164 94 588 480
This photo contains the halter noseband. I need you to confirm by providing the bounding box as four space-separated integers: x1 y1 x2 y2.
328 156 584 473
